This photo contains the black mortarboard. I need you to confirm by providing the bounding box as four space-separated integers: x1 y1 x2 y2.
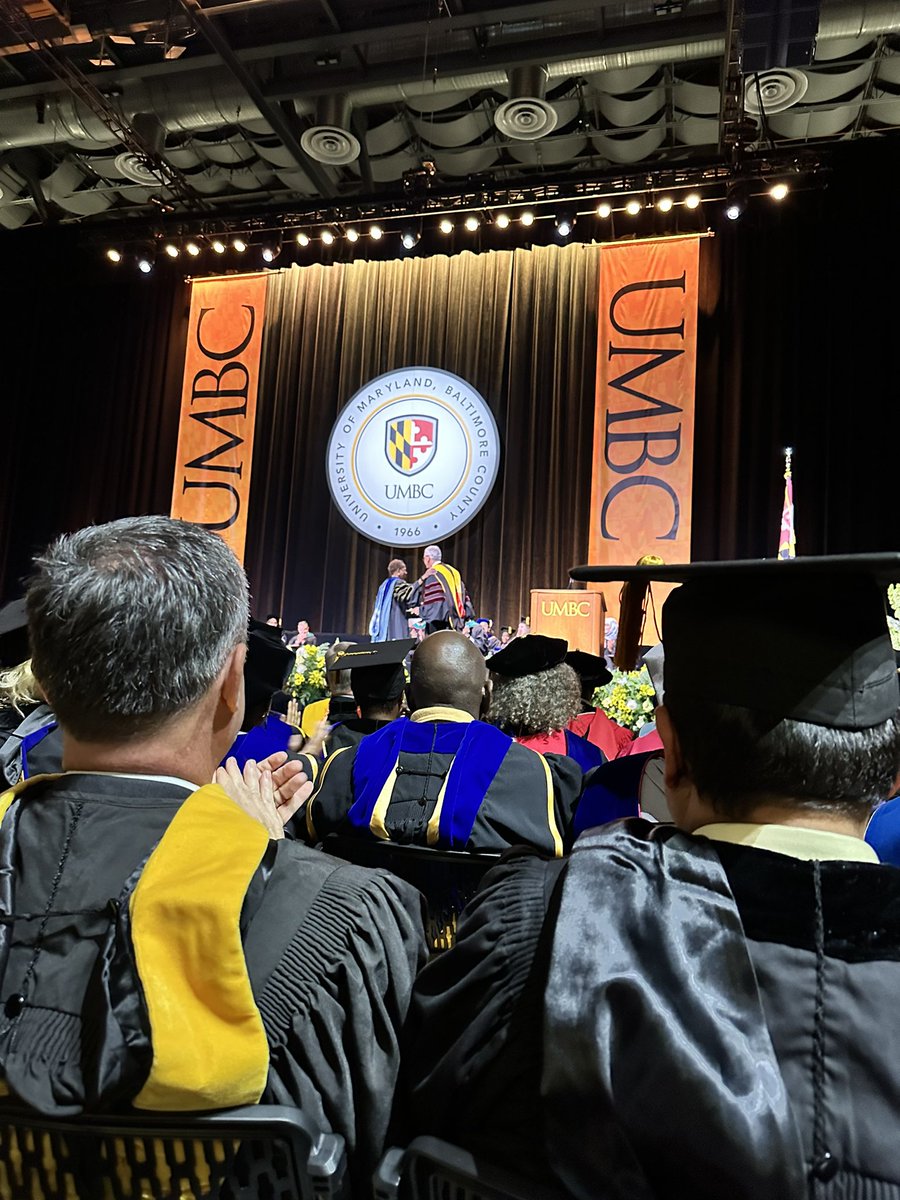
569 555 900 729
331 639 414 704
0 598 29 668
566 649 613 687
489 634 568 678
245 618 294 716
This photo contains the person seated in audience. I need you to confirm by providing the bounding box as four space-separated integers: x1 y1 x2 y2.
323 639 412 756
224 617 297 769
565 649 635 759
400 556 900 1198
296 630 581 855
298 640 356 739
264 613 281 627
286 618 316 649
0 516 426 1188
487 635 606 774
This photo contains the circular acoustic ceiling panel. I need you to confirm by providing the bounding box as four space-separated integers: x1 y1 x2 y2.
299 124 361 165
113 151 165 185
744 69 809 114
494 95 558 141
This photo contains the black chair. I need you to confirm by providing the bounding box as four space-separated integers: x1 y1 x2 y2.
374 1138 566 1200
0 1102 348 1200
321 835 499 952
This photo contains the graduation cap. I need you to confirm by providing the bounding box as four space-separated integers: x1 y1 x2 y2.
331 639 414 704
566 649 613 688
569 554 900 730
245 618 294 718
0 598 29 669
489 634 568 678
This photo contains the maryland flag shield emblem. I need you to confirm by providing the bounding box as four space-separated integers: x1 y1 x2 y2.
385 416 438 475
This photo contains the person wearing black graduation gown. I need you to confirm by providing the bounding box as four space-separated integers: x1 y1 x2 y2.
0 517 426 1191
324 639 412 756
400 557 900 1199
297 630 581 855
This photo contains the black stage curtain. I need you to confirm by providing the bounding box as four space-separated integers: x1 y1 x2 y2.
2 140 898 627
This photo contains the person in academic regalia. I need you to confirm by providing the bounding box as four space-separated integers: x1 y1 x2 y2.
409 545 474 633
223 618 296 770
487 635 607 775
324 639 413 756
370 559 415 642
295 630 581 855
565 648 636 759
0 516 426 1191
400 555 900 1199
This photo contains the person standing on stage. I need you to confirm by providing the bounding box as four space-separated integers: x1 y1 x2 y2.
369 559 415 642
410 545 474 634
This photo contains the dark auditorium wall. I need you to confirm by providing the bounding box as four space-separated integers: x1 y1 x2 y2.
1 138 897 632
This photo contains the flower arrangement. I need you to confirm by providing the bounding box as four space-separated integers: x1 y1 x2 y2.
888 584 900 652
592 666 656 734
284 643 329 709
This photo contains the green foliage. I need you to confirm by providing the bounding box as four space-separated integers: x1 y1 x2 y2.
592 666 656 733
284 644 329 708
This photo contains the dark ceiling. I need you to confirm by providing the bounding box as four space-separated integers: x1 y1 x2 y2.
0 0 898 236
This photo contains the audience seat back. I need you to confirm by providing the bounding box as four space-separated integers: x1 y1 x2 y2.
374 1138 566 1200
322 836 499 952
0 1102 348 1199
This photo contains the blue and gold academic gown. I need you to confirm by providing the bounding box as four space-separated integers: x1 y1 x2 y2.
298 707 582 855
0 772 426 1182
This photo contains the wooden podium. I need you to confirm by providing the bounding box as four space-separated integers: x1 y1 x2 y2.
529 589 606 654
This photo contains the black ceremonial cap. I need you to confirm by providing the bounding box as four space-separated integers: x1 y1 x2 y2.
245 618 294 714
333 639 414 704
489 634 568 678
568 555 900 729
0 598 29 668
566 649 613 687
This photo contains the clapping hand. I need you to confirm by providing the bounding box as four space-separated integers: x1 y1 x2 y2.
214 751 312 838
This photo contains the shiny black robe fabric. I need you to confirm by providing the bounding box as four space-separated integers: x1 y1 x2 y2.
0 773 427 1184
402 820 900 1198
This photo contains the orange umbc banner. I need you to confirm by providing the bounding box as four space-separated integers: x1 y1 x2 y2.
588 235 700 617
170 274 268 563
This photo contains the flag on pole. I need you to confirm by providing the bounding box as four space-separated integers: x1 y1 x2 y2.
778 450 796 559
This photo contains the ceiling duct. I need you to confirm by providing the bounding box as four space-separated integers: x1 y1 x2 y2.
744 67 810 113
494 66 558 141
299 95 360 165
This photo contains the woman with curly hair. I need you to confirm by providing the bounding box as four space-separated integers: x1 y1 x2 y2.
487 635 606 773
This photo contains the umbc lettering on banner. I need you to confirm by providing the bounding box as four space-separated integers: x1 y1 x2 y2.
170 278 268 562
588 237 699 577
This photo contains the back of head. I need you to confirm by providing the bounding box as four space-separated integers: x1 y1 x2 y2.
424 544 442 564
662 572 900 820
27 516 249 742
326 640 355 695
388 558 406 576
489 663 582 737
409 630 486 717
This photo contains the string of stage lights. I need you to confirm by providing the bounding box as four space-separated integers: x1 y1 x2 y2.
102 176 796 273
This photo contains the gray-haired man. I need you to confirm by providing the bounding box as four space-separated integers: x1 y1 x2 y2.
410 544 474 633
0 516 426 1186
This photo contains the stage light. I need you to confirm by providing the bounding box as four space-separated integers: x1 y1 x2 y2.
438 218 454 234
296 231 310 247
464 215 480 232
211 238 226 254
683 192 701 209
163 242 179 258
261 236 282 263
554 211 575 238
724 183 747 221
345 227 360 243
520 210 535 226
596 202 612 218
232 236 247 252
369 224 383 240
656 196 674 213
185 240 201 257
625 198 642 216
401 227 421 250
495 213 511 229
106 248 122 263
137 256 153 274
769 181 789 201
321 229 335 246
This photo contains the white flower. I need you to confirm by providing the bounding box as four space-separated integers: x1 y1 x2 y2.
626 698 638 710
